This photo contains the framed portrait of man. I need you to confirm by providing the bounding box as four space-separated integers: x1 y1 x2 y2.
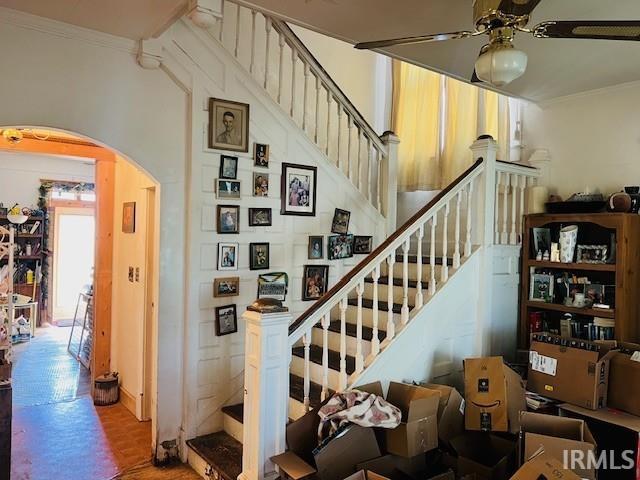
208 98 250 153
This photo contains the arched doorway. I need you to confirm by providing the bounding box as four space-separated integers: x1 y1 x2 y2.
0 126 160 479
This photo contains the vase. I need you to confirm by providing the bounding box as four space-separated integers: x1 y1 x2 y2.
559 225 578 263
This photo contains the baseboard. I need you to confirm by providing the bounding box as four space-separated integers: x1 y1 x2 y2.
119 386 137 416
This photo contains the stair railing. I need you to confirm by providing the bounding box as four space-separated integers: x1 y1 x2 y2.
199 0 398 231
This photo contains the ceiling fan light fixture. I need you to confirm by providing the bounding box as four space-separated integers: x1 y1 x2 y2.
474 43 528 87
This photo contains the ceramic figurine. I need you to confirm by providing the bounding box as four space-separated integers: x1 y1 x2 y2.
542 250 550 261
550 243 560 262
536 250 543 261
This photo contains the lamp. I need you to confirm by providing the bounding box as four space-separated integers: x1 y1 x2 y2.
475 43 528 87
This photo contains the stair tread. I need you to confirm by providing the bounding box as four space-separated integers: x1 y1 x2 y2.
187 431 242 480
348 297 410 313
395 253 454 266
221 403 244 424
314 320 387 342
290 373 332 408
292 344 356 374
364 276 425 289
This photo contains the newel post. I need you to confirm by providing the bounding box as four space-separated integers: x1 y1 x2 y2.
380 131 400 236
470 137 499 247
239 307 292 480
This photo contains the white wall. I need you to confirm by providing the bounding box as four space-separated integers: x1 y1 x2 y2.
523 81 640 198
0 151 94 208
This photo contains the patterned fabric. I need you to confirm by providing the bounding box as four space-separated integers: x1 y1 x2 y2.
317 389 401 442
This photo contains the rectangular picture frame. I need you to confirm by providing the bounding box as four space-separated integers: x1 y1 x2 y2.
328 234 354 260
249 242 270 270
302 265 329 301
217 205 240 234
308 235 324 259
219 155 239 179
215 304 238 336
529 273 554 302
331 208 351 234
122 202 136 233
353 236 373 254
248 208 272 226
209 98 250 153
254 143 269 167
216 179 241 200
217 242 238 271
213 277 240 297
281 163 317 216
253 172 269 197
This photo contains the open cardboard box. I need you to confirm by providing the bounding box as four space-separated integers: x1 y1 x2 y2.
451 431 516 480
519 412 596 480
420 383 465 447
608 342 640 417
510 453 580 480
359 382 441 458
464 356 526 434
527 333 616 410
345 471 392 480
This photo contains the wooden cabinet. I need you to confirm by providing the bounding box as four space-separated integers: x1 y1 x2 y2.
520 213 640 349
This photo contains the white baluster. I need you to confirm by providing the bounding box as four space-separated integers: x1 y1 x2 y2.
336 107 343 169
386 253 396 341
441 202 450 282
347 116 353 179
321 313 330 401
302 329 311 411
376 149 382 213
510 173 518 245
401 239 410 325
234 4 241 58
339 297 348 390
290 49 297 117
415 225 424 308
501 173 509 245
314 76 321 143
367 138 373 202
494 171 502 244
429 215 437 296
277 33 285 104
249 10 257 74
302 63 310 132
453 191 462 269
263 18 271 89
356 129 362 191
355 281 364 374
518 174 526 243
326 92 332 157
218 0 225 42
465 180 474 257
371 265 381 357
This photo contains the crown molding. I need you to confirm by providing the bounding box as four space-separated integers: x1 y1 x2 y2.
0 6 137 55
537 79 640 109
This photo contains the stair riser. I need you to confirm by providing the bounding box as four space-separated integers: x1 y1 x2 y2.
290 354 342 392
223 413 243 444
331 304 403 328
311 327 373 358
187 446 212 480
363 282 422 305
381 262 443 282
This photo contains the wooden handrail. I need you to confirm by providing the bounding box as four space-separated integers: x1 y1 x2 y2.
288 157 485 335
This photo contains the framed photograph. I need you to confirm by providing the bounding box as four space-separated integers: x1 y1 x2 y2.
257 272 288 301
217 205 240 234
529 273 554 302
331 208 351 234
308 236 324 259
253 173 269 197
216 179 241 200
302 265 329 301
532 227 551 256
213 277 239 297
576 245 608 264
248 208 272 226
254 143 269 167
281 163 317 216
217 242 238 271
122 202 136 233
328 234 354 260
215 304 238 336
208 98 249 153
219 155 239 179
249 242 270 270
585 284 604 306
353 236 373 254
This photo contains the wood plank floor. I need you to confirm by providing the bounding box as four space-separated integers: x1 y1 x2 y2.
115 463 201 479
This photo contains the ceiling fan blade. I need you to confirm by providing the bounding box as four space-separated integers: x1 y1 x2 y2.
533 20 640 41
498 0 543 17
354 31 476 50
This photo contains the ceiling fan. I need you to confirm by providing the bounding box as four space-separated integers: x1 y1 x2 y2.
354 0 640 87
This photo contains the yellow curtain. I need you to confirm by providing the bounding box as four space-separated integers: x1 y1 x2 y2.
392 61 442 192
392 60 512 191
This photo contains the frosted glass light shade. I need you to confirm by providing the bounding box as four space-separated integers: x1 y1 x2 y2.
475 47 528 87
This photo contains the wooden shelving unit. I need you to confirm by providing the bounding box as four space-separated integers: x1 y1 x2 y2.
520 213 640 349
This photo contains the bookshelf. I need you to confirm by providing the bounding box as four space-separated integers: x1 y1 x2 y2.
520 213 640 349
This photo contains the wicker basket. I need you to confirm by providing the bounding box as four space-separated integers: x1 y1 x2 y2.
93 372 119 406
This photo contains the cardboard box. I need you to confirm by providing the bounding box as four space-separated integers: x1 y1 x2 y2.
356 454 426 479
421 383 465 446
519 412 596 480
559 403 640 480
464 356 526 433
451 432 516 480
345 471 391 480
359 382 441 458
608 342 640 417
527 334 616 410
510 453 580 480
